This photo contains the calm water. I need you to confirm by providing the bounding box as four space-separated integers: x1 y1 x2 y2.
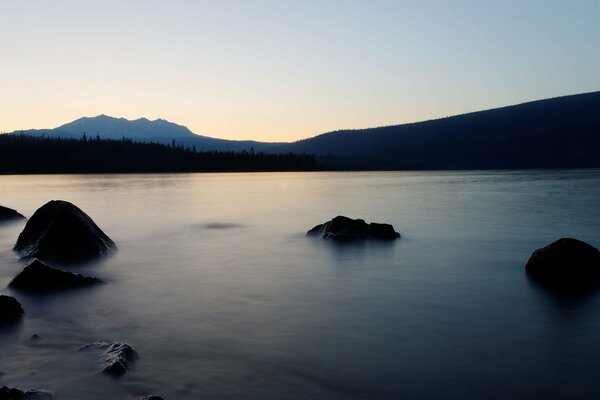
1 171 600 400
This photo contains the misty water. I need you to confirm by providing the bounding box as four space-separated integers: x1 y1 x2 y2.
1 171 600 400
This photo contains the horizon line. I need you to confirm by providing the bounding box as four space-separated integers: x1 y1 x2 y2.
3 89 599 143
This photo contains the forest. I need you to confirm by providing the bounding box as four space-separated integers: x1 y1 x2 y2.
280 91 600 170
0 134 318 173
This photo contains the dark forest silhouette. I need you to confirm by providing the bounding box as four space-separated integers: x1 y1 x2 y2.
278 91 600 170
0 134 317 173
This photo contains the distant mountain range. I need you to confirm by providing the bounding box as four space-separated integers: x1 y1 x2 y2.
11 114 279 152
8 91 600 169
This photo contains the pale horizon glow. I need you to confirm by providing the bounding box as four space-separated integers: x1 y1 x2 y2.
1 1 599 142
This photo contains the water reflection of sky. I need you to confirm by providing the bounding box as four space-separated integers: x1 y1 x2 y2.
1 171 600 399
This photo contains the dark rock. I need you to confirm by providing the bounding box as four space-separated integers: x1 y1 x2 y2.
0 386 52 400
13 200 115 264
27 334 43 345
307 216 400 241
79 340 139 376
0 205 25 222
0 295 24 324
526 238 600 289
8 259 103 293
142 396 165 400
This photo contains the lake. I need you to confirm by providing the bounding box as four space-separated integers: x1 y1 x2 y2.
1 171 600 400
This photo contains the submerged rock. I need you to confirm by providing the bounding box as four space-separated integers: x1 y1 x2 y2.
79 340 139 376
0 386 52 400
13 200 115 264
525 238 600 289
0 205 25 222
8 259 103 293
307 216 400 241
0 295 24 324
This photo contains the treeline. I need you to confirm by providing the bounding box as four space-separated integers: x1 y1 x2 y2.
0 134 318 173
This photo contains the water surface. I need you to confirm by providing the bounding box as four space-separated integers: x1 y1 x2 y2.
1 171 600 399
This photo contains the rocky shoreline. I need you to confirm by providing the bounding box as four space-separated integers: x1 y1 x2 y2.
1 201 599 398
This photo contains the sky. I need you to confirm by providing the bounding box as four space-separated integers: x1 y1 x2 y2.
1 1 599 142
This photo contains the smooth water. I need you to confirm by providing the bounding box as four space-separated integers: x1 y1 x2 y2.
1 171 600 400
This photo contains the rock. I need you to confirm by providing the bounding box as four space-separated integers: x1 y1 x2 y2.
0 386 53 400
8 259 103 293
79 340 139 376
0 205 25 222
307 216 400 241
13 200 115 264
142 396 165 400
0 295 24 324
525 238 600 288
27 334 43 345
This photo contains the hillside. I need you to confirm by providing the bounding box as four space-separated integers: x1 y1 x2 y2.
276 91 600 169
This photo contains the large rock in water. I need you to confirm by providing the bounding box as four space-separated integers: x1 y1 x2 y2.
0 295 24 324
79 341 139 376
0 205 25 222
525 238 600 289
0 386 53 400
8 259 103 293
307 216 400 241
13 200 115 263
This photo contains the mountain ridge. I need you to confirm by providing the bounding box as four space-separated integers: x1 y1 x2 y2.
57 114 198 139
11 114 280 152
295 91 600 140
8 90 600 169
277 90 600 169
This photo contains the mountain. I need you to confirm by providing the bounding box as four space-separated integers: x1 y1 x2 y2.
277 91 600 169
11 115 280 152
58 114 194 139
8 91 600 170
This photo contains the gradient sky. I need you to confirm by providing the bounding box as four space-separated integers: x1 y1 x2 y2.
1 1 599 142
